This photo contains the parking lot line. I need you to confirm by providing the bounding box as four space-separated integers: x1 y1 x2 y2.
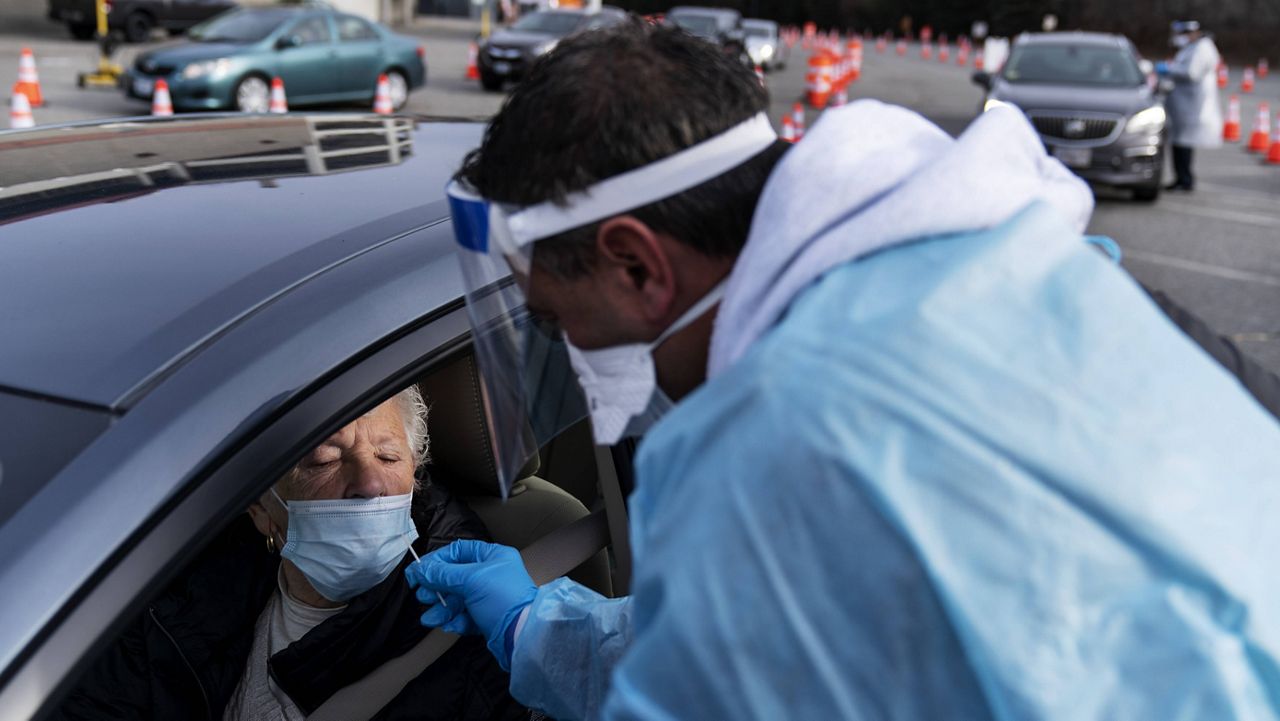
1125 248 1280 288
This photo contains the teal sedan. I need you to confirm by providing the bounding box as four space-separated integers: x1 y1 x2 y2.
123 6 426 112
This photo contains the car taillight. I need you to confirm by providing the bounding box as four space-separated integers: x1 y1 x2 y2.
416 45 425 59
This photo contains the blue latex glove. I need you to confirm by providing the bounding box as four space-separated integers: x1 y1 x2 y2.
405 540 537 670
1155 61 1170 76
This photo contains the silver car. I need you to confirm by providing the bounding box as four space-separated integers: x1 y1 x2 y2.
973 32 1167 201
743 18 787 71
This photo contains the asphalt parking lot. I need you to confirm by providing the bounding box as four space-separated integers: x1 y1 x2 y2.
4 12 1279 373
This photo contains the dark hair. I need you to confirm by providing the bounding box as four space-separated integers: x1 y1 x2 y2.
458 18 788 278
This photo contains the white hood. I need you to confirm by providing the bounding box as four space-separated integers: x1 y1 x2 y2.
707 100 1095 377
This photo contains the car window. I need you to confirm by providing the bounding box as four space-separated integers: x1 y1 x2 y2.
1003 43 1144 87
337 15 379 42
671 14 718 36
188 8 294 43
511 11 584 35
290 15 332 45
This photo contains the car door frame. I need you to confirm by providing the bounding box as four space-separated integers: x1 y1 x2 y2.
332 13 386 101
271 11 342 103
20 301 475 720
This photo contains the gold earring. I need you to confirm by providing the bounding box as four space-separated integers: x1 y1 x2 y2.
266 534 277 554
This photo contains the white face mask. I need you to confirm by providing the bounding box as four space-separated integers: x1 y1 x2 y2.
567 281 726 445
1172 34 1191 48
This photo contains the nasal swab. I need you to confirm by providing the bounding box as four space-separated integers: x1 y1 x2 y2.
407 543 448 607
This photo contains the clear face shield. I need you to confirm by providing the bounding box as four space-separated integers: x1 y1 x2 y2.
447 112 778 497
447 181 587 499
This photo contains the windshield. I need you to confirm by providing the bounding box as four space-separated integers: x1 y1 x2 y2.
671 14 719 37
1003 43 1144 87
189 8 295 43
511 12 584 35
744 25 772 39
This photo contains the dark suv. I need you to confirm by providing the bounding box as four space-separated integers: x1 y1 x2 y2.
973 32 1167 201
665 6 749 65
48 0 237 42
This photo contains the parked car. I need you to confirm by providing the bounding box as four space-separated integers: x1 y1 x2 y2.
48 0 238 42
664 6 749 66
0 112 628 719
477 7 628 91
122 5 426 112
972 32 1167 201
743 18 787 70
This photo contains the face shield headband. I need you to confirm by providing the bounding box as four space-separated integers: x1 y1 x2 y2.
446 112 777 496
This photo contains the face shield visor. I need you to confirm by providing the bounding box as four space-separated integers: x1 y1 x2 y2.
447 112 778 497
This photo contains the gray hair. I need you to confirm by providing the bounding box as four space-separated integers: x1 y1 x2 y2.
394 385 430 469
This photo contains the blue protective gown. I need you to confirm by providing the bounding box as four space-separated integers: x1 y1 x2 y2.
509 200 1280 720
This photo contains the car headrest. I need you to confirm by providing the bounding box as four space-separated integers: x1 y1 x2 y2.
417 351 540 498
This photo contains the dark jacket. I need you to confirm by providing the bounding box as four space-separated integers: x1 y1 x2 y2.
54 481 530 721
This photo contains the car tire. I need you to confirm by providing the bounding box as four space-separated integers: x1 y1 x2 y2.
233 75 271 113
480 71 503 92
382 69 410 110
123 11 153 43
68 23 96 40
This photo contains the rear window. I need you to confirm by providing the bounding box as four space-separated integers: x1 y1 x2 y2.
744 25 772 38
0 392 113 530
670 14 718 36
1003 43 1144 87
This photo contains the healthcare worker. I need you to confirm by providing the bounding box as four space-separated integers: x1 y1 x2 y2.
1160 20 1222 191
408 19 1280 720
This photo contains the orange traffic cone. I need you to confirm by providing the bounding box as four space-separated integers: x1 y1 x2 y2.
1247 102 1270 152
921 42 932 60
938 44 950 63
1217 63 1228 89
466 42 480 81
975 49 985 71
14 47 43 108
781 115 797 143
151 79 173 117
9 87 34 129
373 73 393 114
1267 117 1280 164
1259 58 1269 79
1223 94 1242 142
269 76 288 113
956 47 969 66
896 39 906 56
1242 67 1255 93
831 86 848 107
792 102 805 139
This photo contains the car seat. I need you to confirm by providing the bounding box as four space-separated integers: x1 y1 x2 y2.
416 350 613 597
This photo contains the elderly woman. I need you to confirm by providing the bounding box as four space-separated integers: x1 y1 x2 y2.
57 388 530 721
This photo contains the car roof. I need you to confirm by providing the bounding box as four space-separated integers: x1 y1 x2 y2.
0 114 482 411
1015 31 1131 48
668 6 741 19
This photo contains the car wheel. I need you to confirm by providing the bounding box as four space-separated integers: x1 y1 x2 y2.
480 71 503 92
234 75 271 113
123 11 154 43
68 23 96 40
383 69 409 110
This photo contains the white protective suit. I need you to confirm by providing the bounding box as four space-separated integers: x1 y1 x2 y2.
507 102 1280 720
1166 36 1223 148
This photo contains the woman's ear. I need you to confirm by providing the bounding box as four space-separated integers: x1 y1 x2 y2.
246 500 275 538
595 215 677 325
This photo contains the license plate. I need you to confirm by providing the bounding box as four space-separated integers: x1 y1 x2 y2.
133 77 154 97
1052 146 1092 169
493 61 511 74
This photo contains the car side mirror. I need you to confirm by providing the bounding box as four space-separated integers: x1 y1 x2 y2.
971 70 991 89
276 35 300 50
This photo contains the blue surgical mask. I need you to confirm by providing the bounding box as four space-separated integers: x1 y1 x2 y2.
272 488 418 602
